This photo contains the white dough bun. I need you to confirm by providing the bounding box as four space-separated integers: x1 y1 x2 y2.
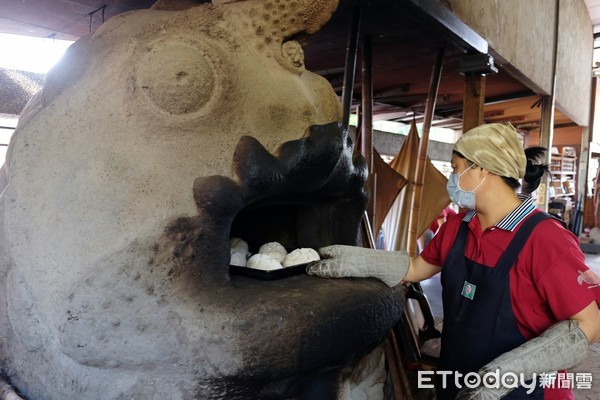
247 254 283 271
230 250 247 267
230 237 249 255
258 241 287 263
283 248 320 267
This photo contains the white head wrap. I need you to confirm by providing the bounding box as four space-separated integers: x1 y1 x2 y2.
453 123 526 180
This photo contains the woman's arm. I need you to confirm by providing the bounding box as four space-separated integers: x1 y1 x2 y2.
307 245 443 286
570 300 600 343
455 299 599 398
403 255 441 283
456 318 590 399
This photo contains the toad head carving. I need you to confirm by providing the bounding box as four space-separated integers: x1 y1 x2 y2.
0 1 403 399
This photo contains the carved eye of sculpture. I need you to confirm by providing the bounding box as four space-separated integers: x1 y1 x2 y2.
135 41 217 115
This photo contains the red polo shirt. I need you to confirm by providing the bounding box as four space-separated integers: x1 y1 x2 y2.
420 198 600 399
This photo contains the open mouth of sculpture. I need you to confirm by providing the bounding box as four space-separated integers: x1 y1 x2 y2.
161 122 368 282
228 194 359 277
228 122 368 262
231 195 357 254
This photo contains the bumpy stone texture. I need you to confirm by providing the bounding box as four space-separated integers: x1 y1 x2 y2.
0 1 404 399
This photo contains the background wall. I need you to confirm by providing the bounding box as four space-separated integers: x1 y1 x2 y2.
556 0 594 125
448 0 593 126
349 127 454 162
526 125 584 148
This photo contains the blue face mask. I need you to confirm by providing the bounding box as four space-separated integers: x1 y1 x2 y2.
446 164 486 209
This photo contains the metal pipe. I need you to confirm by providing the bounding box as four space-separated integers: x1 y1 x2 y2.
361 36 375 230
341 6 362 131
537 0 560 212
88 5 107 33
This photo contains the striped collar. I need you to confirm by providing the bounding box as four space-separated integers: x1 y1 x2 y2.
462 193 536 231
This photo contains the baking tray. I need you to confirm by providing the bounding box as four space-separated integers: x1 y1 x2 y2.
229 262 310 280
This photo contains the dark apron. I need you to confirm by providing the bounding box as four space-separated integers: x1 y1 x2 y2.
436 212 550 399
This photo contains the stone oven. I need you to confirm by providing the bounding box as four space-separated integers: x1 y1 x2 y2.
0 0 404 399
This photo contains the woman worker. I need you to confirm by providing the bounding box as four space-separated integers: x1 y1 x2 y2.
308 123 600 399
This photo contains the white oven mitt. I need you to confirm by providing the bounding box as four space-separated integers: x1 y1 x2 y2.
456 320 589 399
0 373 24 400
306 245 409 287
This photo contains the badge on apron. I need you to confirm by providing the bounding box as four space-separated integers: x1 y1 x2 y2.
461 281 476 300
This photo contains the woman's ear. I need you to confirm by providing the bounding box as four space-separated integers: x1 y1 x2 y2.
478 166 491 179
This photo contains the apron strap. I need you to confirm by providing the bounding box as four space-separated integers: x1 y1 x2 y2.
445 219 470 266
494 212 553 273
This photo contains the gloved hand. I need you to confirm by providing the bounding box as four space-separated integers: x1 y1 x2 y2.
0 372 25 400
306 245 409 287
455 320 589 399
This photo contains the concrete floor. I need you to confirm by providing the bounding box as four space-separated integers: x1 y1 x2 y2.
418 253 600 399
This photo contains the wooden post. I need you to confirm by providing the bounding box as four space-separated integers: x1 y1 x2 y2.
462 74 486 132
406 48 445 257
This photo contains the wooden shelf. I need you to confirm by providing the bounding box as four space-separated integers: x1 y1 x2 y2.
550 155 576 174
549 153 577 199
547 148 578 226
549 191 575 198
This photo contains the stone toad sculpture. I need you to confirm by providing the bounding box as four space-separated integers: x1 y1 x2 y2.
0 1 403 398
